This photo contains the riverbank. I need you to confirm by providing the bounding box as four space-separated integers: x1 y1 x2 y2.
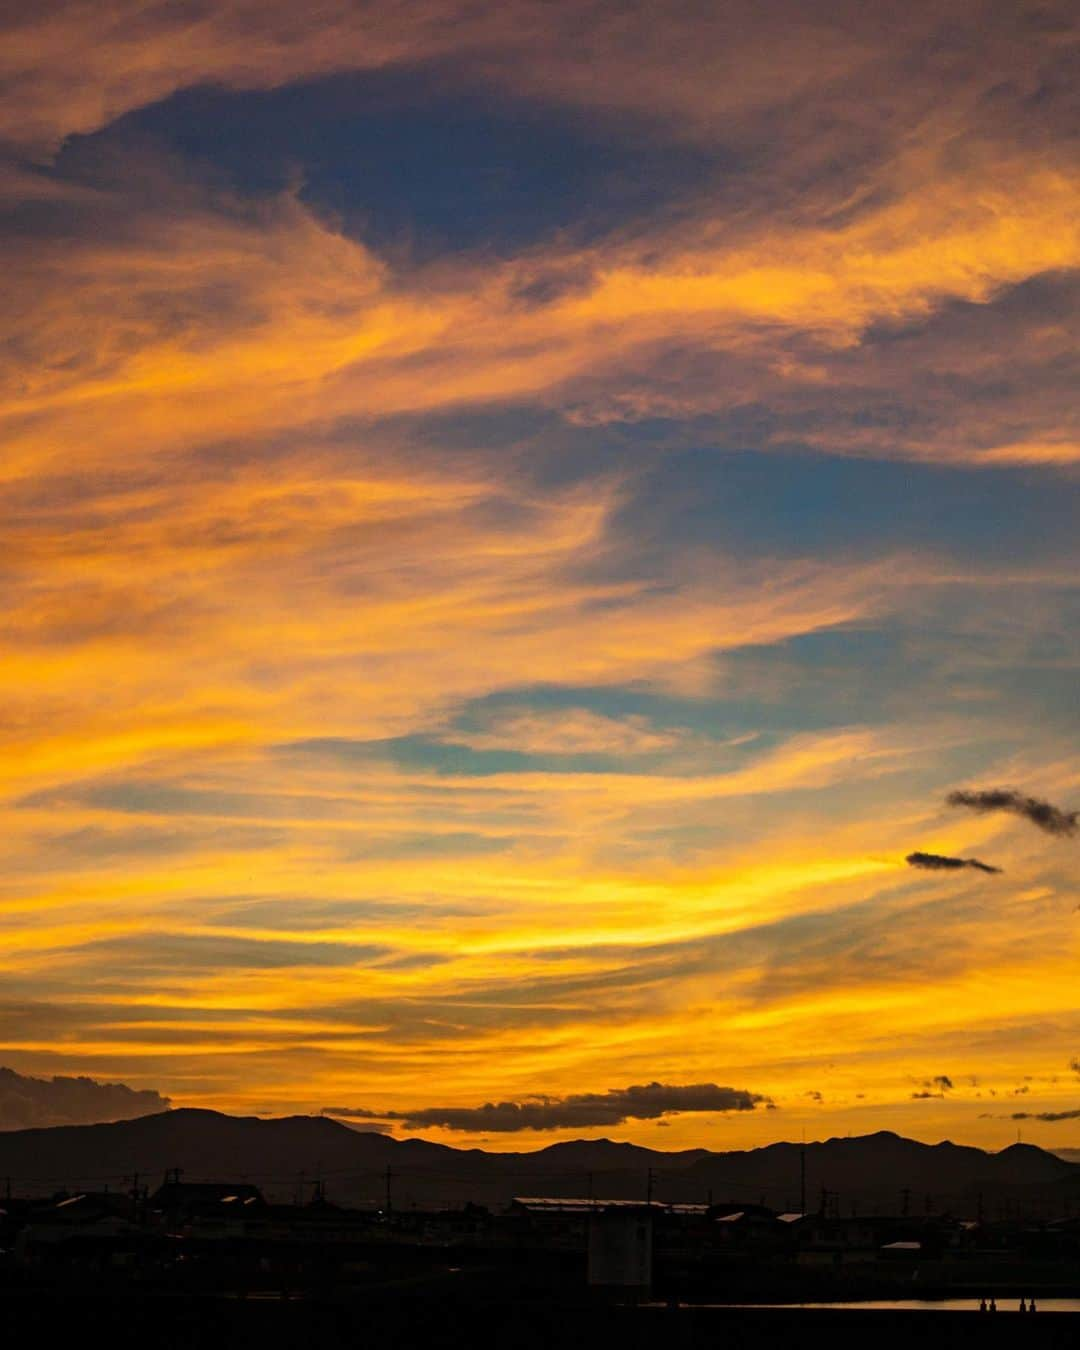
5 1292 1080 1350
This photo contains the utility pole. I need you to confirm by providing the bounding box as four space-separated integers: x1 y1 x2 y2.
800 1145 807 1215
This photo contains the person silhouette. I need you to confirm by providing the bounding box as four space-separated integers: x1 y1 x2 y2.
1020 1298 1027 1313
1029 1298 1037 1313
989 1298 997 1312
979 1298 986 1312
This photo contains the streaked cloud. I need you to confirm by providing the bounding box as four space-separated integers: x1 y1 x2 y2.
442 709 686 757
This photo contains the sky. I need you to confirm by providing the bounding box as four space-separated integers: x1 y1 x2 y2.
0 0 1077 1150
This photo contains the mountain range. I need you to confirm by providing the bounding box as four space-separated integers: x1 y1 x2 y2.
2 1109 1078 1218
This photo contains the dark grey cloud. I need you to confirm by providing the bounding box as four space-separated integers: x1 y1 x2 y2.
946 788 1078 837
906 851 1001 874
0 1065 170 1130
325 1081 770 1132
1009 1109 1080 1122
911 1074 957 1099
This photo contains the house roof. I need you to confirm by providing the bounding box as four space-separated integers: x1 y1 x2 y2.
511 1197 708 1215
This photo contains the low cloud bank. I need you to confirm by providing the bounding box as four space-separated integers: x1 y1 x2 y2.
0 1066 170 1130
1009 1108 1080 1123
325 1081 772 1132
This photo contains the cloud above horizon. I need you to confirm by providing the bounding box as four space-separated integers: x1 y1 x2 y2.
0 1066 170 1130
1009 1108 1080 1122
324 1082 771 1132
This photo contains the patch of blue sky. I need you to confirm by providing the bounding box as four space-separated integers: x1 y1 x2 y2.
347 404 1079 577
609 446 1080 568
87 69 719 258
282 734 658 777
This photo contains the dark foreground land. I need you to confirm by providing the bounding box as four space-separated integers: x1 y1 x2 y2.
5 1289 1080 1350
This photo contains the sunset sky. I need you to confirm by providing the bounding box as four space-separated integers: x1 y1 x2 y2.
1 0 1078 1151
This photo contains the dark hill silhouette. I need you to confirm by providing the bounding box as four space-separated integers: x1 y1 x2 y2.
0 1108 451 1197
512 1137 708 1172
678 1130 1078 1211
0 1110 1075 1216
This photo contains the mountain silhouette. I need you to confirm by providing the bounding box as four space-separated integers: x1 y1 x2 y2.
1 1111 1075 1216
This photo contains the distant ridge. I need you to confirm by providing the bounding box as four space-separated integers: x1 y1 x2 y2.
1 1110 1076 1216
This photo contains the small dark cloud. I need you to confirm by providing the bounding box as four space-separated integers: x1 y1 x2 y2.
804 1090 823 1102
946 788 1077 837
906 851 1001 874
0 1065 169 1130
929 1075 954 1092
911 1090 944 1099
1010 1109 1080 1122
325 1081 771 1133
